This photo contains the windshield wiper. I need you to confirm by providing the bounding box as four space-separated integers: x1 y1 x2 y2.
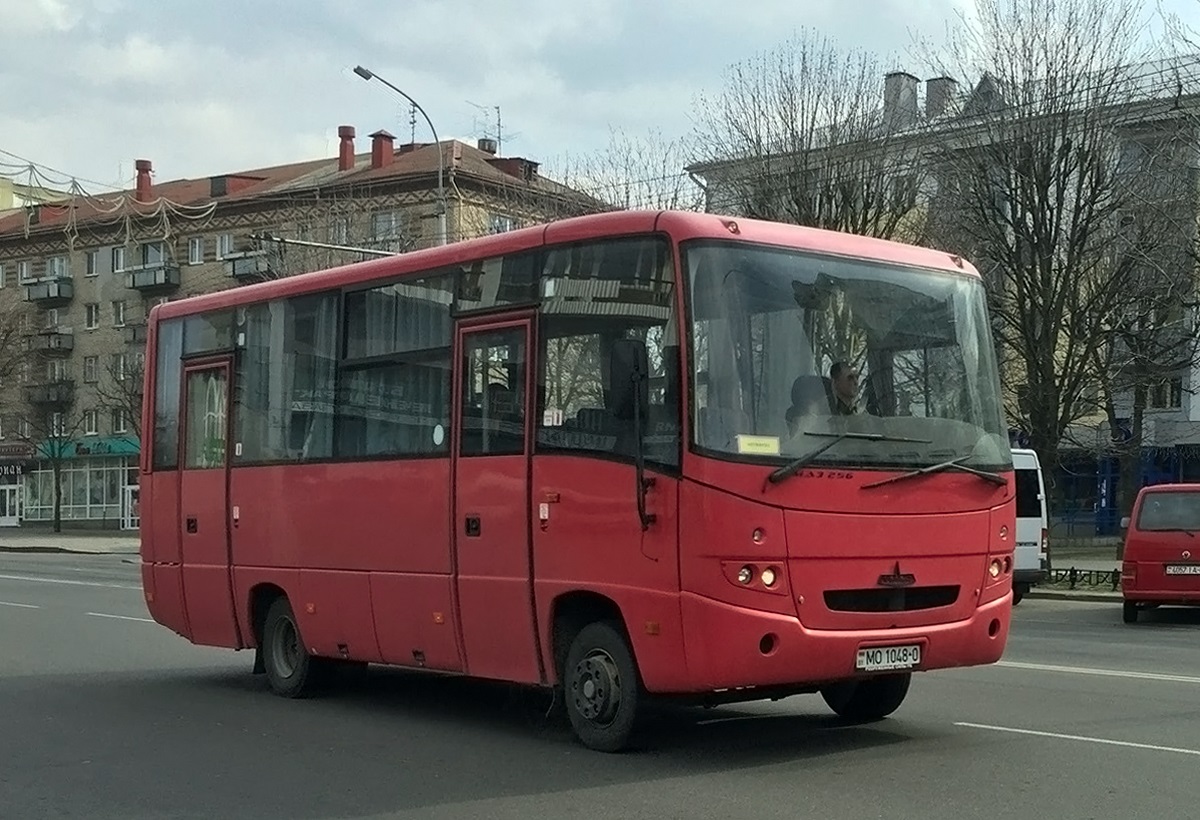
860 455 1007 490
766 430 933 485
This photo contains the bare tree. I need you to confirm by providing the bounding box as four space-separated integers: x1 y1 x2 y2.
93 354 145 441
0 301 34 384
548 127 705 212
10 404 88 533
689 29 927 242
925 0 1174 489
1093 112 1200 518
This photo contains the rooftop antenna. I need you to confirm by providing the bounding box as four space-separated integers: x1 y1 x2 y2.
466 100 504 155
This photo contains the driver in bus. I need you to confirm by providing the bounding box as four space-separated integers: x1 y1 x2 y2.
829 361 860 415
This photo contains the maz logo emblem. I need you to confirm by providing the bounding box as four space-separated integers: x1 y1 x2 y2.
1184 551 1192 560
877 562 916 588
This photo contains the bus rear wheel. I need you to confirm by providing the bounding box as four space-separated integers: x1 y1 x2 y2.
821 673 911 722
1123 601 1139 624
563 621 641 752
262 597 330 698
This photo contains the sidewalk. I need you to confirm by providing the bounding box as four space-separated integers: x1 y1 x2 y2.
0 529 139 555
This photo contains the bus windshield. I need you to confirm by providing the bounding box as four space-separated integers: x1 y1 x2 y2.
686 240 1010 470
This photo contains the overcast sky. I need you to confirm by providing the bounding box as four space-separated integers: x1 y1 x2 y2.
2 0 1197 194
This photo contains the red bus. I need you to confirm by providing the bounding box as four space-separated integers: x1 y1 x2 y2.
139 210 1015 751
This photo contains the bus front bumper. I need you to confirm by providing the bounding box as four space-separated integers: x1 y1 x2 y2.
671 590 1010 694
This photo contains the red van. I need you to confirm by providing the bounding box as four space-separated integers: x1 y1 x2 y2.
1121 483 1200 623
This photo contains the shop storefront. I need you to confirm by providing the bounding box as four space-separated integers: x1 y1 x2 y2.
20 436 140 530
0 442 33 528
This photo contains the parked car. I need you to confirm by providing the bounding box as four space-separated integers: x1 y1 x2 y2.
1011 448 1049 604
1120 483 1200 623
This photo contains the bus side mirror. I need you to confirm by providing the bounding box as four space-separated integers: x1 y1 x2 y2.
1120 516 1131 530
610 339 649 421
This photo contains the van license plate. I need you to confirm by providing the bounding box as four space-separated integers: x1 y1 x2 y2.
1165 564 1200 575
856 644 921 672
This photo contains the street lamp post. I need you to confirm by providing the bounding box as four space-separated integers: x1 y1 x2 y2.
352 65 447 246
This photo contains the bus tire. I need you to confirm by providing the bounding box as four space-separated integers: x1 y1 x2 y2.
262 597 329 698
563 621 641 752
821 673 911 722
1012 584 1027 605
1122 601 1138 624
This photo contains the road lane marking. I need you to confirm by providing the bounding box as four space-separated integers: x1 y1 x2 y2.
0 572 140 590
997 660 1200 685
957 722 1200 757
0 600 39 609
86 612 155 623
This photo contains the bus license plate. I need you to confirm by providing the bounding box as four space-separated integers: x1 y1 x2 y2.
1165 564 1200 575
856 644 921 672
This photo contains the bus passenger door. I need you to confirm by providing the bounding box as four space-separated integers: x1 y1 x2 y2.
452 319 542 683
178 359 240 647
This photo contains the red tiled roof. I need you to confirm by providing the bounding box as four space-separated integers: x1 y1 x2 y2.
0 138 580 238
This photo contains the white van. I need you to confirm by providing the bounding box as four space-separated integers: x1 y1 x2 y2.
1011 448 1049 604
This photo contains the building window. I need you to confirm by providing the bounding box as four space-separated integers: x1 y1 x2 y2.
489 213 518 234
112 247 126 272
85 303 100 329
86 250 100 277
44 308 59 329
217 234 234 259
19 419 29 438
50 412 65 437
46 255 69 279
84 356 98 383
0 262 5 289
47 359 66 382
112 353 127 381
188 237 204 265
17 260 32 283
112 409 127 434
141 242 164 267
331 217 349 245
371 210 404 245
1150 377 1185 409
84 409 99 435
112 300 126 327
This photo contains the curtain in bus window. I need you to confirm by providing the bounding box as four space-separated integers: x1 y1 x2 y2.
234 294 336 463
344 276 453 358
153 319 184 469
184 370 227 469
335 351 452 457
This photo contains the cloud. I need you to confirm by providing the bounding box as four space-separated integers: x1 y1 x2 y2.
0 0 1016 191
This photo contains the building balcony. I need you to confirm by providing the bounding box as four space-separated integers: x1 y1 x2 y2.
26 329 75 355
225 251 272 280
125 322 148 345
24 278 74 307
125 262 181 293
24 379 76 407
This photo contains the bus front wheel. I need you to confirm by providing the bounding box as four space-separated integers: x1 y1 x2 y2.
262 597 329 698
821 673 911 722
563 621 641 753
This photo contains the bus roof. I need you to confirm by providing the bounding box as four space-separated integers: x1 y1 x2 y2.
153 210 980 321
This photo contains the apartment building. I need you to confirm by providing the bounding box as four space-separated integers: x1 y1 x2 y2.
0 128 598 529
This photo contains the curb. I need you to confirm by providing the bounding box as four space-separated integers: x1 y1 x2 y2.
0 546 140 555
1025 589 1122 603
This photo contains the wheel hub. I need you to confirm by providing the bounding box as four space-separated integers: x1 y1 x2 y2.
572 650 621 724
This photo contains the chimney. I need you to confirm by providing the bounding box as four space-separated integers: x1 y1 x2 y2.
134 159 153 202
883 72 919 132
338 125 356 171
477 137 497 155
370 130 396 169
925 76 958 120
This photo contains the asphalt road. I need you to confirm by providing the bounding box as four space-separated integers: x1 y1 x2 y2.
1 552 1198 820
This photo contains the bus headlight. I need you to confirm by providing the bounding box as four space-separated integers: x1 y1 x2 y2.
761 567 778 587
989 559 1002 578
